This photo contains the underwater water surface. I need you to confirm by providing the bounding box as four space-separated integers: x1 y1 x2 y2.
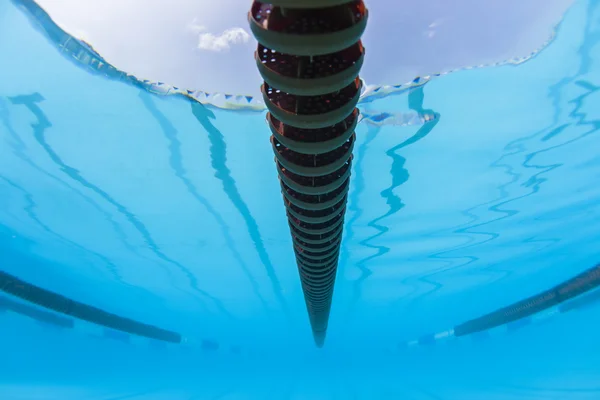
1 0 600 398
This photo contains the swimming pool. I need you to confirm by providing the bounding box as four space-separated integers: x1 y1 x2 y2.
1 0 600 398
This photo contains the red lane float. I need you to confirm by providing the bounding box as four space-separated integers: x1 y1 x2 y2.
249 0 368 347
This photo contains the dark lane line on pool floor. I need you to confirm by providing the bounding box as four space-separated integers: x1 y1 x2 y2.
400 261 600 347
0 270 181 343
454 262 600 336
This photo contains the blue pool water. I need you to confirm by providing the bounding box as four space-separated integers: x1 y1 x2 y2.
1 0 600 398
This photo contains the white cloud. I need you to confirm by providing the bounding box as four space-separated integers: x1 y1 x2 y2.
188 19 250 52
425 19 445 39
198 28 250 51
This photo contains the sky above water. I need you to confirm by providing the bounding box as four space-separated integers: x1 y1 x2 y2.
35 0 575 96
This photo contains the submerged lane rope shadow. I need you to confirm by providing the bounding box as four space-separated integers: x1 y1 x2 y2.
0 294 74 328
8 93 233 318
138 92 274 317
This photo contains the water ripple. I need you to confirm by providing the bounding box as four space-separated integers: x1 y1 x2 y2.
0 175 124 282
138 92 274 317
8 93 232 318
344 85 440 315
189 100 289 318
401 0 600 304
0 96 143 262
